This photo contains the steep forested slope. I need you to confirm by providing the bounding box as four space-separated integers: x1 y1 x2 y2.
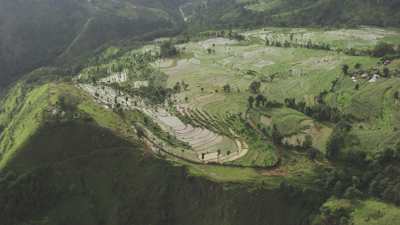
185 0 400 30
0 0 186 88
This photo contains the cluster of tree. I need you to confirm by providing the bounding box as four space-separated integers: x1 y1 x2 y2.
249 81 261 94
133 86 172 105
198 29 245 41
223 84 231 93
247 94 268 109
271 125 283 146
57 94 79 112
160 41 179 58
173 81 189 93
371 42 399 58
342 62 398 79
325 120 352 160
229 32 245 41
342 42 400 58
80 51 158 84
283 97 342 123
366 148 400 205
265 37 400 60
316 146 400 207
207 48 216 54
266 38 331 51
395 91 400 101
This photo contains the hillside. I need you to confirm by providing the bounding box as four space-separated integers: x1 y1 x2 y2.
0 75 325 225
185 0 400 30
1 1 400 224
2 0 400 89
0 0 186 88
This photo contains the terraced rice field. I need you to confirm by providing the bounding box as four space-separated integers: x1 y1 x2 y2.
152 108 245 162
159 34 381 116
80 26 400 169
78 83 246 164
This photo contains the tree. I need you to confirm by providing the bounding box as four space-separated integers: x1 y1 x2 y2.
344 186 363 199
91 76 97 85
333 181 344 197
394 91 400 100
372 42 395 57
354 63 362 70
248 96 255 108
308 147 318 160
173 82 182 93
352 176 360 188
383 67 390 78
342 64 349 75
255 94 266 107
303 135 313 149
223 84 231 93
272 125 283 145
249 81 261 93
182 81 189 91
136 127 146 139
160 41 178 58
326 131 345 160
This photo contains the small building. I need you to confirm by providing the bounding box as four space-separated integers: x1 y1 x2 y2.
368 74 380 83
384 60 391 65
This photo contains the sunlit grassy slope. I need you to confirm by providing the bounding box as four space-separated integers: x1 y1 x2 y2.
318 198 400 225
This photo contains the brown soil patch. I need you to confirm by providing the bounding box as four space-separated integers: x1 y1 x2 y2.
260 167 288 177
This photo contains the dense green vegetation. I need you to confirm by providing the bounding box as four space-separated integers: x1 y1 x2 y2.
0 0 185 87
185 0 400 31
1 1 400 223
